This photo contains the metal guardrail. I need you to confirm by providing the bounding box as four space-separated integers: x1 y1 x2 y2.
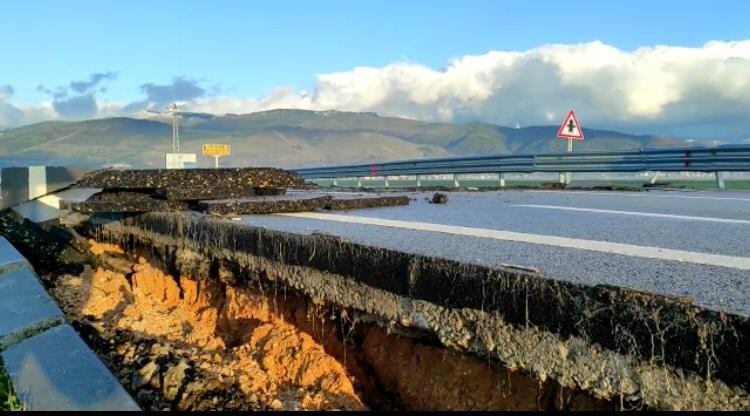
293 145 750 189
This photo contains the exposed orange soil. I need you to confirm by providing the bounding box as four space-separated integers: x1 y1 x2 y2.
48 240 606 411
52 246 366 410
361 326 540 410
87 239 125 256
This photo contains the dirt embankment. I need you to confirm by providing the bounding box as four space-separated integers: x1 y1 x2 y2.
47 240 609 411
53 242 364 410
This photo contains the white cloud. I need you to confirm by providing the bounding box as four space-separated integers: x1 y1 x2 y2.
0 100 57 128
3 40 750 139
185 40 750 137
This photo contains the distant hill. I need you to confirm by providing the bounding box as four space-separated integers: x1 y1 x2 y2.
0 109 690 169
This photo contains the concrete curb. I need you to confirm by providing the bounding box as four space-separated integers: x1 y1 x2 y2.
0 236 139 411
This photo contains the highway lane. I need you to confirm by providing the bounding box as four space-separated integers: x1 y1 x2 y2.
326 189 750 257
239 189 750 316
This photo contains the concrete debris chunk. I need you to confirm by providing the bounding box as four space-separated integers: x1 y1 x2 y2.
429 192 449 204
68 169 409 216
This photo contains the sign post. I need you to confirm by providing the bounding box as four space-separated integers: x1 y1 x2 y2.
165 153 197 169
202 144 231 168
556 109 584 184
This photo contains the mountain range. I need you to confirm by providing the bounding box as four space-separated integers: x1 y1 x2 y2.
0 109 693 169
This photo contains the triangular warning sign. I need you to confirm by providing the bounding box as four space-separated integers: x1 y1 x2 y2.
557 109 584 140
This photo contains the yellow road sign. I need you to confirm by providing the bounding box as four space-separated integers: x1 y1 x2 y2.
202 144 231 157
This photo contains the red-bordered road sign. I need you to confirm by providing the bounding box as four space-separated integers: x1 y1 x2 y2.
557 109 584 140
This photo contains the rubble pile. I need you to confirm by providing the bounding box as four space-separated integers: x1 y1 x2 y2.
199 194 410 215
66 168 408 216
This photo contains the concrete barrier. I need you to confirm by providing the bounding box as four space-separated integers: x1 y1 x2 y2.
0 166 88 210
0 236 139 410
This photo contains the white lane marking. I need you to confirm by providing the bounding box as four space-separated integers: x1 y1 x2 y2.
278 212 750 270
515 204 750 225
524 190 750 202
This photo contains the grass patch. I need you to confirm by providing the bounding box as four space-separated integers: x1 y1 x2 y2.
0 357 23 411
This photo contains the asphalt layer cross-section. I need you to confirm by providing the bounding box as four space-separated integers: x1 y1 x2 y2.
239 189 750 316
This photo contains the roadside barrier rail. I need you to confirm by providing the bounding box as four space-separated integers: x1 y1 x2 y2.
294 145 750 189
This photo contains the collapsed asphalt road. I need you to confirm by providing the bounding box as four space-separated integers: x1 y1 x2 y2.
242 189 750 316
1 167 748 410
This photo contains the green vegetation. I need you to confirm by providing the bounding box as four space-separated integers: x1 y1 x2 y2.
0 109 693 169
0 358 22 411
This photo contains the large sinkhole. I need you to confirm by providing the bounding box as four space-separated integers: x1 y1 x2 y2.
42 240 613 411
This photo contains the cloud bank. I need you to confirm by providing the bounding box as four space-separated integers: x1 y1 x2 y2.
1 83 56 128
70 71 118 94
122 77 208 113
2 41 750 139
25 71 120 121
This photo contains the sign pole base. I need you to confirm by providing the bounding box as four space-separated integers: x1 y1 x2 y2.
565 138 573 185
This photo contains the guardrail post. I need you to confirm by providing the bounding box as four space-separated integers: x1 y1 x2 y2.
415 175 422 187
357 177 363 188
560 171 572 185
332 178 338 187
650 171 661 185
498 173 506 188
715 171 726 190
384 176 390 188
453 174 460 188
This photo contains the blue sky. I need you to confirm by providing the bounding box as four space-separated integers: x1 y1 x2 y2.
2 0 748 103
1 0 750 139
